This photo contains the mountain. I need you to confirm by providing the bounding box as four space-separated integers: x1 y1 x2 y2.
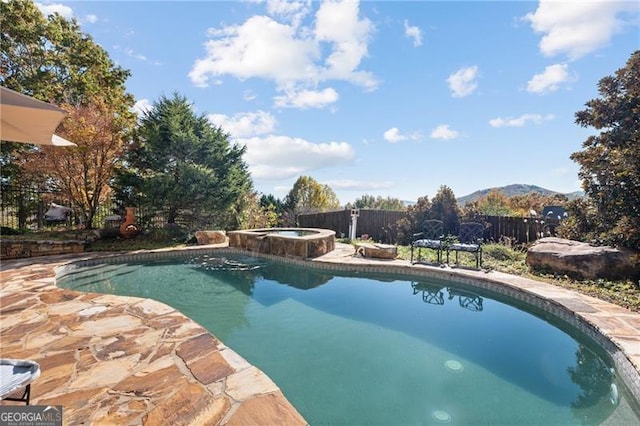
457 184 584 206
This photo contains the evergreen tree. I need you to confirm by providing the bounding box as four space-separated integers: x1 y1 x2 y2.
120 93 251 230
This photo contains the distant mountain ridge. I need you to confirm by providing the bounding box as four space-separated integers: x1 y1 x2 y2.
457 184 584 206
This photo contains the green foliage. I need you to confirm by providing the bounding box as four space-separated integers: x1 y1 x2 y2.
394 195 431 245
284 176 341 215
117 93 252 230
570 50 640 249
1 0 135 227
236 192 279 229
346 194 407 211
394 186 461 244
430 185 460 233
0 0 132 108
462 189 513 217
461 189 569 219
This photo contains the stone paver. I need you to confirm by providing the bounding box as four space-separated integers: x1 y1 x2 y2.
2 243 640 424
0 250 305 425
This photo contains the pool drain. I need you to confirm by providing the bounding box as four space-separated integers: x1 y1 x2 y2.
445 359 463 373
432 410 451 423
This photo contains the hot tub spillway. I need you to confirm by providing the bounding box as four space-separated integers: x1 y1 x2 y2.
227 228 335 259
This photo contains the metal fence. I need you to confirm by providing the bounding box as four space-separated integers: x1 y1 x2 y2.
0 185 221 232
0 185 111 230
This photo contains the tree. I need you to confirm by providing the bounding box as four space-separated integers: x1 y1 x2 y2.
0 0 131 106
120 93 251 230
570 50 640 249
347 194 407 211
18 100 130 228
430 185 460 234
1 0 135 228
465 190 512 217
284 176 341 215
509 192 568 217
236 192 279 229
394 195 432 245
260 193 286 225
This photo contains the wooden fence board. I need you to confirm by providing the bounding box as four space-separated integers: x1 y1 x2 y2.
297 209 406 243
298 210 557 245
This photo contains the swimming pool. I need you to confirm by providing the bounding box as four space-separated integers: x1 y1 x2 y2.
58 252 640 425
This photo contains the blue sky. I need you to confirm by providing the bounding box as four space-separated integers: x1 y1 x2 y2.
37 1 639 204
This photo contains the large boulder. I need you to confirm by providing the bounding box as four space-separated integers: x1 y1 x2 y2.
526 237 639 280
195 230 229 245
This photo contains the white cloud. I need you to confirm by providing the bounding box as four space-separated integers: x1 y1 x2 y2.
207 110 277 138
447 65 478 98
274 87 339 109
524 0 638 60
266 0 311 27
315 0 377 90
35 3 100 26
131 99 153 117
430 124 459 140
489 113 555 128
189 0 378 106
404 20 422 47
36 2 73 19
527 63 572 94
189 15 319 88
36 3 73 19
243 90 257 101
239 135 355 179
124 48 147 62
383 127 421 143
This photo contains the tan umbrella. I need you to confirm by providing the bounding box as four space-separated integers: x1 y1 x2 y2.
0 86 76 146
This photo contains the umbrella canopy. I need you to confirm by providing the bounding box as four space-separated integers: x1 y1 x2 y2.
0 86 76 146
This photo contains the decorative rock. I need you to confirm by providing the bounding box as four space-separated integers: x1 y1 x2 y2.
0 240 84 260
195 230 229 245
355 243 398 259
526 237 639 280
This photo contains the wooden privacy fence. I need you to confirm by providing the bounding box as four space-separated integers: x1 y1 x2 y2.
297 210 558 245
297 209 407 243
476 215 558 244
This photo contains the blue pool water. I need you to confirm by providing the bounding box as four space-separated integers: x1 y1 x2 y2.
58 253 640 425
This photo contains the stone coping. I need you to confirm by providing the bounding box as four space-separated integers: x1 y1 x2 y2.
2 243 640 424
227 227 335 240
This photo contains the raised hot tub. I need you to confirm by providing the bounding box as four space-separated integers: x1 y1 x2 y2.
227 228 335 259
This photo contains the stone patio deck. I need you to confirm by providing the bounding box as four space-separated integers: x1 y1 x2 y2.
2 243 640 424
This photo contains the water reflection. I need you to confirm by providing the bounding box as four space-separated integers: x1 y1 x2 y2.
569 344 619 424
411 282 484 311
